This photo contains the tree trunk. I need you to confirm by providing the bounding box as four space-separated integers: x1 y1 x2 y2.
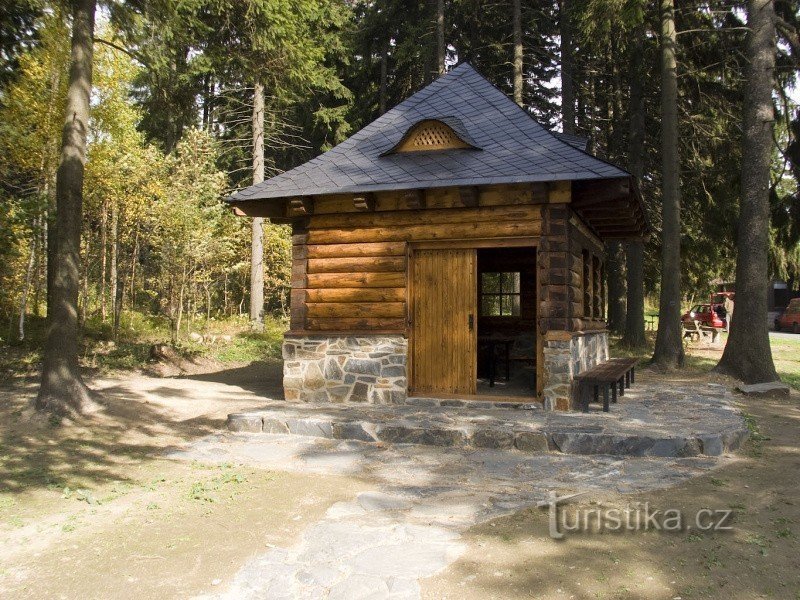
379 42 389 115
44 62 62 322
436 0 445 76
80 236 89 327
35 0 97 416
716 0 779 383
652 0 685 368
18 216 39 342
100 197 107 321
623 18 647 348
113 273 123 341
109 200 118 320
606 241 626 333
129 226 139 309
560 0 575 134
250 80 265 327
513 0 523 106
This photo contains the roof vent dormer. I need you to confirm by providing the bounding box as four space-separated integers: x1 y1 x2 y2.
383 118 479 155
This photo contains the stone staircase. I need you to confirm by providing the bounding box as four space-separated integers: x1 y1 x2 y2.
226 385 750 458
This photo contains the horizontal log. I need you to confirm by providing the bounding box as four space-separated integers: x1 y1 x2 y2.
307 256 405 274
306 302 406 318
304 287 406 303
307 272 406 288
310 185 545 215
305 317 407 331
307 220 542 245
309 205 541 230
307 242 406 258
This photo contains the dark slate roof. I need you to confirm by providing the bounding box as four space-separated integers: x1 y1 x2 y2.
553 131 589 151
229 63 629 202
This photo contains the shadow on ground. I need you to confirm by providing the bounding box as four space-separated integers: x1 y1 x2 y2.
0 360 280 496
422 369 800 600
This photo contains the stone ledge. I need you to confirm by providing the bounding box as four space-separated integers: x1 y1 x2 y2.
735 382 791 396
226 390 749 458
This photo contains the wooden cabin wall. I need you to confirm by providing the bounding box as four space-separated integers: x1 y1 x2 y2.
567 213 606 332
289 184 546 333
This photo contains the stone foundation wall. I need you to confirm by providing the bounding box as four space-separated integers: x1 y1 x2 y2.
283 335 408 404
542 331 609 410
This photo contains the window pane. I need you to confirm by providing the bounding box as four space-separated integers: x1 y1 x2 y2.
482 294 501 316
511 294 521 316
500 295 512 315
482 273 501 293
502 272 521 294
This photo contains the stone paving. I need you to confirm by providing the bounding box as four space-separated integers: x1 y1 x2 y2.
176 430 730 600
227 381 749 457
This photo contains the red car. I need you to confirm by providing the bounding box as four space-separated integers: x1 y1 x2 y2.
775 298 800 333
682 303 726 328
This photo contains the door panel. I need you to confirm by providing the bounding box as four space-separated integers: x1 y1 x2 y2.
411 249 477 395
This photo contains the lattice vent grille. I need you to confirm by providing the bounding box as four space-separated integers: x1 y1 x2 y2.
395 120 472 152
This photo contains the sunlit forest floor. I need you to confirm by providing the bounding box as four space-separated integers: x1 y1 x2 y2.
0 311 287 382
424 373 800 599
0 320 798 598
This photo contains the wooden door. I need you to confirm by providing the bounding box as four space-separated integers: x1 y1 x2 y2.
411 248 477 395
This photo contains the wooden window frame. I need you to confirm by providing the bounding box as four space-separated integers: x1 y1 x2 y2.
480 271 522 317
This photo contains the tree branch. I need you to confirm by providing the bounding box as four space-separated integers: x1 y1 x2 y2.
776 18 800 57
94 38 149 68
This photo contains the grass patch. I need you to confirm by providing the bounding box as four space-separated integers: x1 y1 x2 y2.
1 311 288 379
212 318 285 363
770 337 800 391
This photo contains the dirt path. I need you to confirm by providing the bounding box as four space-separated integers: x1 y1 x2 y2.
2 362 798 599
0 363 365 599
423 373 800 600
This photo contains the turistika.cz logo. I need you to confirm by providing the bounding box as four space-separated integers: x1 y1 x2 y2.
538 491 735 539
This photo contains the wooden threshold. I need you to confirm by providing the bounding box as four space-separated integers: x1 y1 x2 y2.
409 391 539 404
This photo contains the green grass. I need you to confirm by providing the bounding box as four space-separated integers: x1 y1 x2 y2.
770 337 800 391
212 318 285 363
610 329 800 391
1 310 287 379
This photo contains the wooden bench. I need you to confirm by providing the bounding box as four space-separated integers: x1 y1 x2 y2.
573 358 637 412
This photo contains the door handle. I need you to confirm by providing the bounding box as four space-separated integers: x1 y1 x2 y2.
468 314 474 331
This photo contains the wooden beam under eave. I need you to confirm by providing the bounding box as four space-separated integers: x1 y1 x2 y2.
547 180 571 203
458 186 480 207
594 227 646 238
287 196 314 217
574 201 635 214
229 200 286 219
353 193 376 211
402 189 426 209
571 179 630 206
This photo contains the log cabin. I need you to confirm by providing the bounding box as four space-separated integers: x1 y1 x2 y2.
228 63 647 410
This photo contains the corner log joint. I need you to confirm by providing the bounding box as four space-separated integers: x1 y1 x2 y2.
287 197 314 217
353 193 376 211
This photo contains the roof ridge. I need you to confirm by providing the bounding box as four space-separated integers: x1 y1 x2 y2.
228 62 630 203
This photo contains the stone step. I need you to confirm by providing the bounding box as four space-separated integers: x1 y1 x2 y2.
226 399 749 458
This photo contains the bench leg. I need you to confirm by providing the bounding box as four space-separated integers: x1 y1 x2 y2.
625 370 631 388
630 367 635 384
618 377 624 397
612 382 618 404
602 385 610 412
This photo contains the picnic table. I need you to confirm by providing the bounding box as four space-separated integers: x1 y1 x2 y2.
682 320 721 345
